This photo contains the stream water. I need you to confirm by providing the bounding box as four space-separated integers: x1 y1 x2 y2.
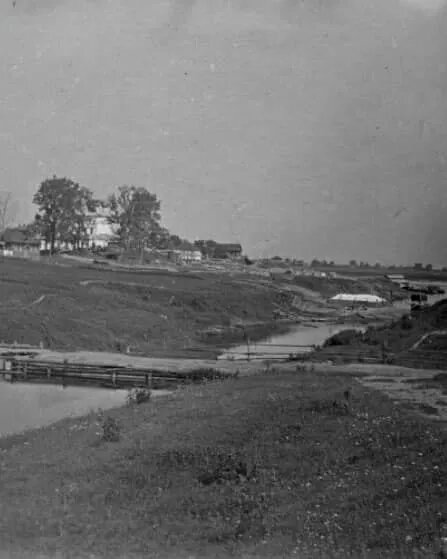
0 383 170 438
219 322 366 360
0 310 418 437
0 322 350 437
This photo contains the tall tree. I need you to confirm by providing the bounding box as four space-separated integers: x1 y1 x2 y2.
20 217 43 238
33 176 96 253
60 186 98 249
107 186 162 250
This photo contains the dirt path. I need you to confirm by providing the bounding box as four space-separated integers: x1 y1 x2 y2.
411 329 447 350
290 362 447 424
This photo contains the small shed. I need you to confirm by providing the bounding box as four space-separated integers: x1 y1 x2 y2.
213 243 243 259
1 228 41 259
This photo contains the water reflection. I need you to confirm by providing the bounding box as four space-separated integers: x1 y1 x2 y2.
0 382 169 438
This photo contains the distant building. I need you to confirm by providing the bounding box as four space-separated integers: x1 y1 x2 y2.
213 243 242 259
149 248 202 264
195 240 243 260
172 249 202 263
0 228 42 259
39 212 119 252
385 274 409 289
85 213 118 248
330 293 386 305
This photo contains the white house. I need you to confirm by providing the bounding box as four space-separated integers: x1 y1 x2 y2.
85 213 118 248
167 249 202 263
40 212 118 251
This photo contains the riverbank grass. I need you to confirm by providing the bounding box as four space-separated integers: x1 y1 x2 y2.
0 369 446 558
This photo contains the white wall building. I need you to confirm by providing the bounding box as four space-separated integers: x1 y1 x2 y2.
85 213 118 248
171 249 202 263
40 212 118 251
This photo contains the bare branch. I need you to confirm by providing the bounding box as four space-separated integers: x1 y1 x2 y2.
0 191 13 233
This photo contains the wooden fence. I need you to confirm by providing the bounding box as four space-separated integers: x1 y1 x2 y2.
0 358 234 389
1 343 446 391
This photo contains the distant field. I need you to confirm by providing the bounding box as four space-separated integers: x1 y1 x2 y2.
316 266 447 282
0 257 293 356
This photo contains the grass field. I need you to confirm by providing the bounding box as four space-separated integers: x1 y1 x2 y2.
0 257 294 356
0 368 446 558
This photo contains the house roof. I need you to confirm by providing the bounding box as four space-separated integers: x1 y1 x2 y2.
214 243 242 252
1 228 41 246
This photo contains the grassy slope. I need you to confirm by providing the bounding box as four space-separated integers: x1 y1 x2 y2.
0 257 292 356
318 300 447 366
0 369 446 558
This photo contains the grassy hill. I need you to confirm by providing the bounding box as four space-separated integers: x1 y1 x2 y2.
0 368 445 558
0 257 293 356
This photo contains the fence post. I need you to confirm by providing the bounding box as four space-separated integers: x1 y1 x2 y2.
246 337 251 362
381 342 387 364
144 373 153 388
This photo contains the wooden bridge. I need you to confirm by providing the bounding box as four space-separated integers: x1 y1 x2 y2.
0 346 254 389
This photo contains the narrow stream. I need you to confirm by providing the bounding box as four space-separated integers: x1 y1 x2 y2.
3 300 427 437
219 322 366 360
0 322 351 436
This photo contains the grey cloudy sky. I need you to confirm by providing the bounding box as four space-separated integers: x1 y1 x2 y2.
1 0 446 265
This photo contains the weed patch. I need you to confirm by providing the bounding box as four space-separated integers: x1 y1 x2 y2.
100 416 121 442
127 388 151 405
306 398 351 415
196 448 256 486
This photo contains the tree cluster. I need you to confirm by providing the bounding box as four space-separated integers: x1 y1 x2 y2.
31 176 166 254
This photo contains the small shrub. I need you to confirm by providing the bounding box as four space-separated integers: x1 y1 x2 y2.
306 398 351 416
400 314 414 330
127 388 151 405
324 329 362 347
101 416 121 442
197 449 256 486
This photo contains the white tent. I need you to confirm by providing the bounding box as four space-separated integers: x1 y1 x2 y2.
330 293 386 304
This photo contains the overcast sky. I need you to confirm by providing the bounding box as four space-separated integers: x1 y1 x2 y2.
1 0 446 265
